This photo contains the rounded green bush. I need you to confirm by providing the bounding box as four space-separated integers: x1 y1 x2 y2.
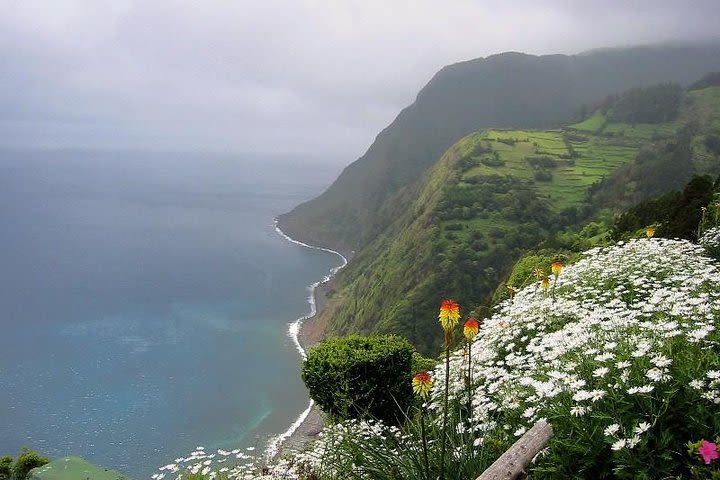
302 335 415 425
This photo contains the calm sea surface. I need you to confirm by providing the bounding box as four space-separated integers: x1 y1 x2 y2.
0 150 342 478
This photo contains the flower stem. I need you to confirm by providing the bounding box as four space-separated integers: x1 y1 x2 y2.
440 331 450 480
467 340 474 458
420 409 429 480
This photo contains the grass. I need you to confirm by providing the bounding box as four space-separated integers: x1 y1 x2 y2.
568 111 606 133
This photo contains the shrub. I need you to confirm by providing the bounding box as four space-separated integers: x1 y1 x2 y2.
12 449 48 480
0 456 12 480
471 142 493 156
534 169 553 182
411 351 437 374
480 154 505 167
444 222 464 231
302 335 415 425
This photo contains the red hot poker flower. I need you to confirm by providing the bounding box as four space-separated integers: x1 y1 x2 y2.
412 371 433 399
551 261 564 278
438 299 460 332
463 318 479 341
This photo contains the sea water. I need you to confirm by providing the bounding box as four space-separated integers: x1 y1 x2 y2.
0 149 342 478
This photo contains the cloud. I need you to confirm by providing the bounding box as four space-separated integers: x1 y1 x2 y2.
1 0 718 158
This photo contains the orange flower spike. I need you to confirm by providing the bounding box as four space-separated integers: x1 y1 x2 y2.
412 371 433 399
541 276 551 290
551 261 564 278
463 318 479 341
438 299 460 332
646 226 656 238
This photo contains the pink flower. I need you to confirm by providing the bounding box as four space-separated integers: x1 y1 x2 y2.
699 440 719 465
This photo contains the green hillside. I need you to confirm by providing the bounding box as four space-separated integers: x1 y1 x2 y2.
279 44 720 252
317 84 720 355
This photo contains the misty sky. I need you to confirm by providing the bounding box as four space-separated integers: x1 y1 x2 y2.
2 1 719 160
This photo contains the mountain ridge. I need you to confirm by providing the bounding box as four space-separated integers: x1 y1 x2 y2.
314 82 720 354
278 43 720 253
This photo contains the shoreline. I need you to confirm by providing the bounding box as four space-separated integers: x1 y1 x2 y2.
264 218 348 459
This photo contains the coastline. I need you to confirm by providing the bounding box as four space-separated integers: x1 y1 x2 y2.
264 218 348 459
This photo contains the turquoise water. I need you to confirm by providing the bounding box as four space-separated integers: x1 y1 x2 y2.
0 150 342 478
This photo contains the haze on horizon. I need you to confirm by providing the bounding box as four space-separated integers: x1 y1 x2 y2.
2 0 719 161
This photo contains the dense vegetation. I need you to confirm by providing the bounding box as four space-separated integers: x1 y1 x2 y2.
608 83 683 124
612 174 719 240
280 237 720 480
313 84 720 355
279 45 720 252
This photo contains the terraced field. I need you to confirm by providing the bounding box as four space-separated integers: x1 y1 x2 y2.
455 125 645 213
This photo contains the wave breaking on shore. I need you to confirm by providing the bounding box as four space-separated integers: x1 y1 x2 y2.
264 218 348 458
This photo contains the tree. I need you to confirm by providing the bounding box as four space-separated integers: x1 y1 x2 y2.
0 456 12 480
12 449 49 480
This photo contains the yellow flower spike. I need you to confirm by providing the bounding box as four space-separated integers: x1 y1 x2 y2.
463 318 479 341
646 226 656 238
551 261 564 278
412 371 433 399
438 299 460 332
541 276 551 290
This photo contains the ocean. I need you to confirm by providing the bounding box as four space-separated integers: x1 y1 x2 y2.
0 149 343 478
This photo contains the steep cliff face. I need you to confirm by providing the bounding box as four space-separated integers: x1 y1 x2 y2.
314 84 720 355
279 44 720 253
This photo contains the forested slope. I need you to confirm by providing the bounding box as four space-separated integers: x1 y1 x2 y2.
317 82 720 354
279 44 720 253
